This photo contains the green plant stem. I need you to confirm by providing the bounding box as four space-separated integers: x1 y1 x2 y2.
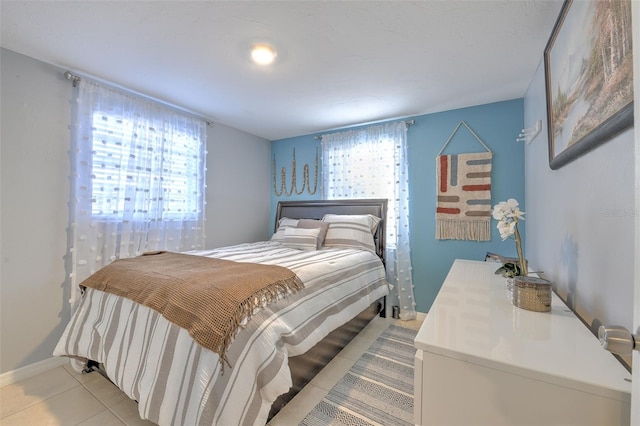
514 223 528 276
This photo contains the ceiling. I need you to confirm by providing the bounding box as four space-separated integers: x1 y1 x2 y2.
0 0 564 141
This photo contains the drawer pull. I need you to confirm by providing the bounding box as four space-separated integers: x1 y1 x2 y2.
598 325 639 356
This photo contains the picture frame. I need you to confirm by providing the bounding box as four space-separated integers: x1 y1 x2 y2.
544 0 633 170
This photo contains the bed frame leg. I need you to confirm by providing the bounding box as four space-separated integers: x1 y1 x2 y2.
82 360 99 374
379 296 387 318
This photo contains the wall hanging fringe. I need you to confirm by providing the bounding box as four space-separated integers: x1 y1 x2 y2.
273 148 318 196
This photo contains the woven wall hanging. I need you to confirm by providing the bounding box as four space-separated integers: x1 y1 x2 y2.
435 121 493 241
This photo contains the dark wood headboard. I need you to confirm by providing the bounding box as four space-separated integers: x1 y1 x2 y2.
275 199 387 263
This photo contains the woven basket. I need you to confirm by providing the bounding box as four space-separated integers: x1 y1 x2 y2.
512 276 551 312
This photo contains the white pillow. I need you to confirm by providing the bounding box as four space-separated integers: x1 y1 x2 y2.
271 217 299 241
322 214 380 253
282 227 321 251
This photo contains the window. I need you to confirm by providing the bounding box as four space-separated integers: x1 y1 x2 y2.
321 121 417 319
90 112 202 220
323 137 398 243
68 79 207 307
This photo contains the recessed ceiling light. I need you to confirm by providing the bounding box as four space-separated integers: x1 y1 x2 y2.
251 44 277 65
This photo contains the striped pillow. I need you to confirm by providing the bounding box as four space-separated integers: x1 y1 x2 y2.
271 217 299 241
282 227 321 251
297 219 330 249
322 214 381 253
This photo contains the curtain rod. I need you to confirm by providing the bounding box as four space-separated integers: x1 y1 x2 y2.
313 119 415 140
63 70 215 127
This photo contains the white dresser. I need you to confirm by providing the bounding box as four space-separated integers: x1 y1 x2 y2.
414 259 632 426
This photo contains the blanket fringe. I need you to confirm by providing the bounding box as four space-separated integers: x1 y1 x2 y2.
218 275 305 372
436 218 490 241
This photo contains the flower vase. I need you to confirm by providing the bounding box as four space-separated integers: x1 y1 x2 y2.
512 276 552 312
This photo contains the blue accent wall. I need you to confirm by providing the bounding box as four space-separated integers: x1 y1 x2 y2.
271 99 525 312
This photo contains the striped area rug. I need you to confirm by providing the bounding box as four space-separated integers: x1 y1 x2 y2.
300 325 417 426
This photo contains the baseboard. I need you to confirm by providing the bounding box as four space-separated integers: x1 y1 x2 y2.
0 357 67 388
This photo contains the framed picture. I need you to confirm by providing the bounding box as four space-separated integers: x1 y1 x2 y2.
544 0 633 170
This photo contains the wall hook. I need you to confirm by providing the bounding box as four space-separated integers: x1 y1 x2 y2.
517 120 542 144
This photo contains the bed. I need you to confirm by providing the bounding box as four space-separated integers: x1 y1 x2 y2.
54 199 389 425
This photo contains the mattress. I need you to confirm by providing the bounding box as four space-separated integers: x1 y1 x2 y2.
54 241 388 425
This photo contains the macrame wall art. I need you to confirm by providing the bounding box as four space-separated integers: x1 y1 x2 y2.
435 121 493 241
273 147 318 196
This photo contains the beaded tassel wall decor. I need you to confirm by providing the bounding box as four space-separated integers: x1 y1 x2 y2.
273 148 318 196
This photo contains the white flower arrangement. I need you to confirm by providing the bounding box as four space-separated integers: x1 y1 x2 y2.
492 198 528 276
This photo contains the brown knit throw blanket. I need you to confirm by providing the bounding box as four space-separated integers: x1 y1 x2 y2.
80 251 304 368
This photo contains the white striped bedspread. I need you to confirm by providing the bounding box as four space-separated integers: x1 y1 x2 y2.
54 241 389 426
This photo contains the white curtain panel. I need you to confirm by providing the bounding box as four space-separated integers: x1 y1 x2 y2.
68 79 207 307
322 121 417 320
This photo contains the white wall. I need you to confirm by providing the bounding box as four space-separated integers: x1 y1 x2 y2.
0 48 271 374
1 49 72 374
524 59 635 367
206 125 271 247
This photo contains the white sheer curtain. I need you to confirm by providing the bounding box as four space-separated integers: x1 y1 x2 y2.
69 79 207 307
322 121 416 320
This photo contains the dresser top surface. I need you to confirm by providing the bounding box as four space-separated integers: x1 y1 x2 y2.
415 259 631 395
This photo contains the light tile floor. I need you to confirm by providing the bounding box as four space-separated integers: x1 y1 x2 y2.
0 314 425 426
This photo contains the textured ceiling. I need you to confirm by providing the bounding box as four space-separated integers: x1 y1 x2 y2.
0 1 564 140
